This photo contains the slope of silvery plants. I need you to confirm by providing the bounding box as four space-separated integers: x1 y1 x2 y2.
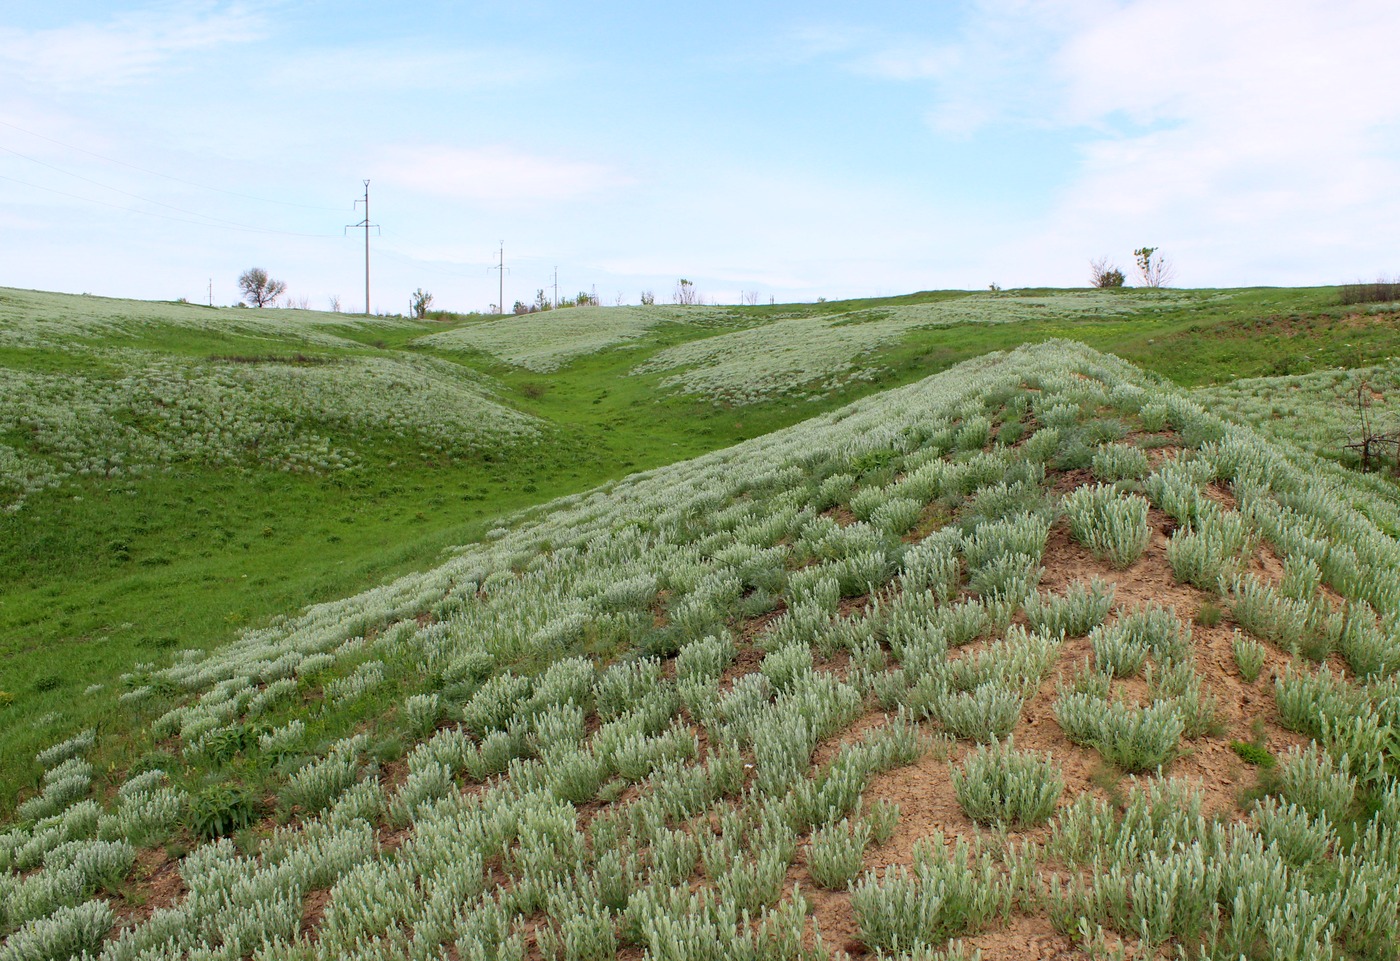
5 340 1400 960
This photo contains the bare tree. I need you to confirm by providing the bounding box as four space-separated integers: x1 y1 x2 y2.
673 279 697 305
640 289 655 306
1090 257 1125 288
742 290 759 306
411 288 434 319
1133 248 1175 288
328 294 342 313
238 268 286 308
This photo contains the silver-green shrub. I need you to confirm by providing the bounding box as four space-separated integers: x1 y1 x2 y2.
1275 744 1356 822
850 836 1005 952
1023 580 1114 638
806 816 872 889
1062 484 1151 568
951 737 1063 826
1232 631 1267 682
1053 694 1183 772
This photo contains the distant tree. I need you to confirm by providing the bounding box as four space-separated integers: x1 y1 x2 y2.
513 300 531 315
238 268 286 308
1134 247 1175 288
640 289 655 306
673 279 697 305
1090 257 1125 288
411 288 434 319
328 294 342 313
534 288 552 312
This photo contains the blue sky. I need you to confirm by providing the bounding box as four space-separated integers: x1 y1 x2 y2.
2 0 1398 312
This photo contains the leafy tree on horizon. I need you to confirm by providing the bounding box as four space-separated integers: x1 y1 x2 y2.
238 268 287 308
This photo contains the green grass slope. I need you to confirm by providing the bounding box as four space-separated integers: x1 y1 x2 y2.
4 283 1400 804
3 340 1400 959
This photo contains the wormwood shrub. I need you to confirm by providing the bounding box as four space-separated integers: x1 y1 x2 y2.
1230 575 1341 661
0 899 114 961
1089 623 1147 678
938 628 1061 697
1116 605 1192 662
1251 797 1333 866
871 496 924 536
1166 510 1249 592
1053 694 1183 773
850 836 1005 952
806 816 872 889
1144 459 1216 526
1338 604 1400 679
864 797 901 844
1150 670 1217 741
897 529 962 600
925 682 1024 742
1273 663 1359 737
1232 632 1267 683
967 552 1043 608
402 692 441 739
1023 580 1114 638
280 739 366 815
1061 485 1151 568
1091 443 1149 483
951 737 1063 826
1319 713 1393 787
1274 744 1356 822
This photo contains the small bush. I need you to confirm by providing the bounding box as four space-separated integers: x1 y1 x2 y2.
951 737 1063 826
1091 444 1149 483
1061 485 1151 568
1233 632 1267 683
1275 744 1356 822
1054 694 1183 772
806 816 872 889
1023 580 1115 638
1339 276 1400 305
187 782 260 839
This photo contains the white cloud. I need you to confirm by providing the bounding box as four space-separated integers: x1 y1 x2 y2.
376 145 631 206
1033 0 1400 283
802 0 1400 283
0 2 265 89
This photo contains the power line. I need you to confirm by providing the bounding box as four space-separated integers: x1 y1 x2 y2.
0 118 345 212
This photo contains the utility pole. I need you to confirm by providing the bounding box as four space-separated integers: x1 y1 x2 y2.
553 266 558 309
491 241 507 314
346 180 378 315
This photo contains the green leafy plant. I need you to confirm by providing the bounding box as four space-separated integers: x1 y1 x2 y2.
187 782 260 839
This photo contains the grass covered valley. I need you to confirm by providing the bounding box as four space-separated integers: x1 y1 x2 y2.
5 284 1400 960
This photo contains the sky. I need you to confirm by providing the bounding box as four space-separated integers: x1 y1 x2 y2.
1 0 1398 313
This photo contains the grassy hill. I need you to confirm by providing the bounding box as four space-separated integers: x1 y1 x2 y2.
3 286 1400 958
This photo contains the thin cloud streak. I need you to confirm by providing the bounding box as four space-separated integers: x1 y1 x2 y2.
0 2 266 89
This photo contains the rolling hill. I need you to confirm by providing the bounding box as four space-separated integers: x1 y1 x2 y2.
4 307 1400 958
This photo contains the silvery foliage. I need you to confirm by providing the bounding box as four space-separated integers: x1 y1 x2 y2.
13 342 1400 957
